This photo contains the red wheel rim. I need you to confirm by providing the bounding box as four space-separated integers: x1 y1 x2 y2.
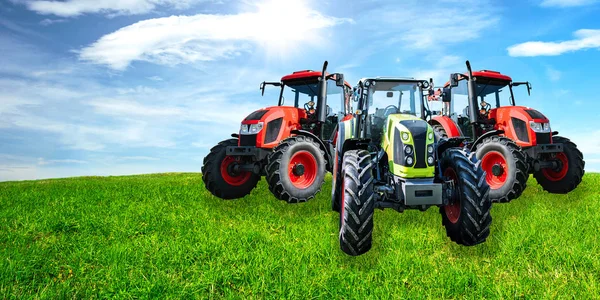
444 167 461 224
288 150 318 189
220 156 251 186
481 151 508 190
542 153 569 181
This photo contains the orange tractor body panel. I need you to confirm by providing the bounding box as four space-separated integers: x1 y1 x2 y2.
239 106 308 149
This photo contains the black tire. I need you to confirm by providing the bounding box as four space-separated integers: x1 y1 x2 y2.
475 136 528 203
432 124 448 139
440 148 492 246
533 136 585 194
201 139 260 199
331 149 342 212
266 135 326 203
339 150 375 256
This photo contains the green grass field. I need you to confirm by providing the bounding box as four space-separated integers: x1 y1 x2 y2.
1 173 599 299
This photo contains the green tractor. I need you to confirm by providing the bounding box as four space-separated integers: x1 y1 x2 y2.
331 77 492 256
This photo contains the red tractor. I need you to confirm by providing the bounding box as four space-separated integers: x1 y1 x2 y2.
426 60 584 202
202 61 352 202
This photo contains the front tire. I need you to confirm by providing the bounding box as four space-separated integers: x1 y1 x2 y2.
202 139 260 199
440 148 492 246
533 136 585 194
266 136 326 203
475 136 528 203
339 150 375 256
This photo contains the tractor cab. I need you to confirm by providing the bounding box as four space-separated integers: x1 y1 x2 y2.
434 69 539 145
354 78 428 145
257 70 353 144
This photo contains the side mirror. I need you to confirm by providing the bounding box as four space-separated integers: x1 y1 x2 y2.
335 73 345 87
526 82 532 96
442 87 451 102
260 81 266 96
450 73 460 87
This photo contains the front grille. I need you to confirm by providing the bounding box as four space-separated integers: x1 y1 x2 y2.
400 120 428 169
244 110 268 121
239 134 257 146
525 109 546 120
264 118 283 144
536 133 551 145
511 117 529 143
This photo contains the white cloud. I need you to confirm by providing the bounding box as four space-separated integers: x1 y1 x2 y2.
38 158 88 165
147 76 163 81
78 0 352 70
507 29 600 57
540 0 599 7
546 66 561 81
25 0 206 17
39 18 67 26
88 99 184 117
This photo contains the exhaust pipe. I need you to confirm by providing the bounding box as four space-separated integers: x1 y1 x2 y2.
316 60 329 124
465 60 479 136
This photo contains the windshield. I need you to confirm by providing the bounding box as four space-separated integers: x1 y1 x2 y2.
366 81 423 117
280 79 346 117
449 79 512 116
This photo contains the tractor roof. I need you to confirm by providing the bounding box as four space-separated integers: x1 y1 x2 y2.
281 70 352 88
358 77 426 84
443 70 513 87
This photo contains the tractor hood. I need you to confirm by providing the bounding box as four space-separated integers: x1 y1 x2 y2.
382 114 436 178
488 106 551 148
238 106 308 149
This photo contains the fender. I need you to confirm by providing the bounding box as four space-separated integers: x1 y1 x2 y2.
430 116 463 137
470 129 505 151
341 138 370 154
291 129 333 172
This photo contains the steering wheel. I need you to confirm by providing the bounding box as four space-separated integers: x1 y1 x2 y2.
382 105 398 117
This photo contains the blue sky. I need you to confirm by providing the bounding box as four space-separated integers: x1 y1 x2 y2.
1 0 600 181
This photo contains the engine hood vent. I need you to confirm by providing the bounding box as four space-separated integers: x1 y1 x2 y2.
244 109 269 121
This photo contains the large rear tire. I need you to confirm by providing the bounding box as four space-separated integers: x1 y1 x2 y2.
432 124 448 139
202 139 260 199
475 136 528 203
266 135 326 203
440 148 492 246
533 136 585 194
339 150 375 256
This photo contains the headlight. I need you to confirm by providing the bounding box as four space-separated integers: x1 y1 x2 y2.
404 145 413 155
427 145 434 154
401 132 410 141
543 122 551 132
240 124 249 134
406 156 414 166
249 122 264 134
427 156 434 165
428 132 434 140
530 121 550 133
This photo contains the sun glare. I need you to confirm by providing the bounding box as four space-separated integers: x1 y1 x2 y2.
250 0 326 59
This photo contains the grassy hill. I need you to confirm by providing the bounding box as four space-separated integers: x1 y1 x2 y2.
1 173 599 298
